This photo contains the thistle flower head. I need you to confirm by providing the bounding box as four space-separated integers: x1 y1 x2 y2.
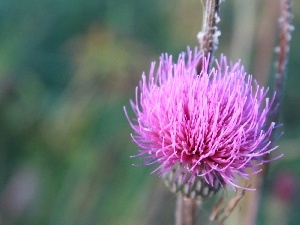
125 48 280 191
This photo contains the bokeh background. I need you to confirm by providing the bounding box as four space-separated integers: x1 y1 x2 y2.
0 0 299 224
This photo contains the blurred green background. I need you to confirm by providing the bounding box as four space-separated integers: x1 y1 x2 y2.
0 0 299 224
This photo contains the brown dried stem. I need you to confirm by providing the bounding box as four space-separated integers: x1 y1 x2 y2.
209 188 246 225
175 1 222 225
262 0 293 190
244 1 293 225
175 1 222 224
197 0 221 74
272 0 293 122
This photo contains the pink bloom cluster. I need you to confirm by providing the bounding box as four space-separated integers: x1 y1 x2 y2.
125 48 280 189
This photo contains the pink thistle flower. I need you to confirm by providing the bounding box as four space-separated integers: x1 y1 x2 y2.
124 48 281 191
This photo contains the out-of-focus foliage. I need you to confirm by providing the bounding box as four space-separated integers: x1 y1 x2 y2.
0 0 299 225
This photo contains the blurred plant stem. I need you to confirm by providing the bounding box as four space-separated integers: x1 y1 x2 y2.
273 0 293 117
251 0 277 86
196 0 221 73
244 0 293 225
175 194 201 225
175 1 221 224
229 0 257 71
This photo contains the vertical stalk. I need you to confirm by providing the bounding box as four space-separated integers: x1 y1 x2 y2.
197 0 221 73
244 1 293 225
175 1 221 225
273 0 293 119
263 0 293 189
252 0 278 86
175 194 201 225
